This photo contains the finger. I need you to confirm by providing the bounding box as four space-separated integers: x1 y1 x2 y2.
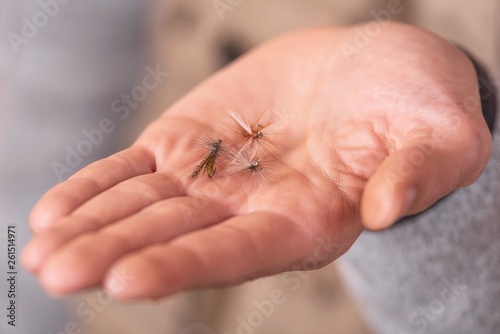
35 197 231 295
30 146 155 233
22 172 182 273
102 212 308 299
361 123 491 230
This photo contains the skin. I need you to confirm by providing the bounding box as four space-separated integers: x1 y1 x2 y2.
22 23 492 300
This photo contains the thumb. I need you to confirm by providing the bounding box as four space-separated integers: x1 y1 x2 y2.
361 125 490 230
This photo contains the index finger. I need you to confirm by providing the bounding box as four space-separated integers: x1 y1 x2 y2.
29 145 156 233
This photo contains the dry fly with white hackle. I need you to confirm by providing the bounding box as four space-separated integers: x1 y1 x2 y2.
225 105 277 152
188 133 229 180
225 148 275 186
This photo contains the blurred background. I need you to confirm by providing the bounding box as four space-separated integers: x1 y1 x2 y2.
0 0 498 333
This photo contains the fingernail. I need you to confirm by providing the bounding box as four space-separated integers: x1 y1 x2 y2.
399 187 418 219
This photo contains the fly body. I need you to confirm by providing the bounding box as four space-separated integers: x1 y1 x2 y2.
189 137 224 180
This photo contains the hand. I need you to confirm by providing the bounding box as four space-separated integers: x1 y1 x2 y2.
22 23 492 299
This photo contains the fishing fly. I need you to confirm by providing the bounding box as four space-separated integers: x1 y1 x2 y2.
225 105 275 151
226 149 274 186
188 134 227 180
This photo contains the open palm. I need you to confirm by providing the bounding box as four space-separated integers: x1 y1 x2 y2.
22 23 491 299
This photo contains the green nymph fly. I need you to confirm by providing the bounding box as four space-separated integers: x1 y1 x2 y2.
188 135 226 180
